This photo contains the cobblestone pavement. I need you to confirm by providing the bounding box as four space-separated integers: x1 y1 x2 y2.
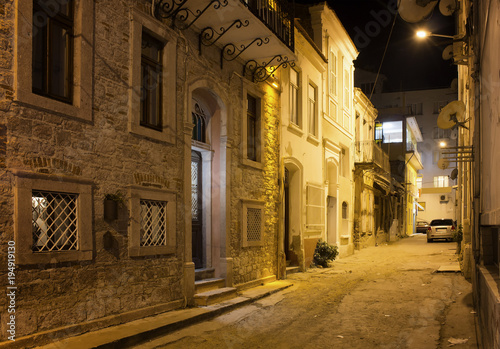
134 235 478 349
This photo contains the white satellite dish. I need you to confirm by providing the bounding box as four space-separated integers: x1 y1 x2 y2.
437 100 467 129
442 45 453 60
438 158 450 170
439 0 457 16
398 0 438 23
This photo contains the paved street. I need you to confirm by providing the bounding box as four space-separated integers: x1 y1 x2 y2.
134 235 477 349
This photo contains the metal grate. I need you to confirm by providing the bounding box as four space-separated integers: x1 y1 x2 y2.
32 191 78 252
140 200 167 246
246 207 262 242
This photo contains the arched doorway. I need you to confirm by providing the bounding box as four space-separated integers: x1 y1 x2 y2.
190 92 221 271
326 159 339 245
284 160 302 267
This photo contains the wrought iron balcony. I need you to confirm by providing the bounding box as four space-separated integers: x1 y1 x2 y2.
239 0 294 52
355 141 391 174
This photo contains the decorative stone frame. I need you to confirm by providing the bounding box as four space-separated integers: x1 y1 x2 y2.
14 0 94 122
129 9 177 144
241 199 265 247
242 83 265 170
128 186 176 257
14 171 93 265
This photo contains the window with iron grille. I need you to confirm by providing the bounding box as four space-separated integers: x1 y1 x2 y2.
32 190 78 252
140 200 167 247
246 208 262 242
15 172 93 265
32 0 74 103
129 187 176 257
242 200 265 247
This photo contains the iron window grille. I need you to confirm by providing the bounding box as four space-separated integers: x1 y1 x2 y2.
32 0 74 103
140 199 168 247
246 207 262 242
32 190 78 252
140 32 164 130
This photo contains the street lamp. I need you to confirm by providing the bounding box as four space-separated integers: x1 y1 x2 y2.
415 30 455 39
440 141 446 148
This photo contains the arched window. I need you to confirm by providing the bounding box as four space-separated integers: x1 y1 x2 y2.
192 101 207 142
342 201 348 219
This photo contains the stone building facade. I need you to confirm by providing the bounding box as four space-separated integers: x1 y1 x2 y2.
0 0 291 344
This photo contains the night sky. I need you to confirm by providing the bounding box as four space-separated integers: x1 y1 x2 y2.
296 0 458 91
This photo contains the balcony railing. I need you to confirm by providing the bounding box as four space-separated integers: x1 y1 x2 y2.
240 0 294 51
355 141 390 174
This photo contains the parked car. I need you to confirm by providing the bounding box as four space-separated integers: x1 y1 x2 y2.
427 219 456 242
416 220 429 234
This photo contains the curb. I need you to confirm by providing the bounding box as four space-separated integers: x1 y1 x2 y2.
35 281 292 349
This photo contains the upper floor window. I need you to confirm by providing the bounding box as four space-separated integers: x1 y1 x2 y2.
32 0 74 103
410 103 423 115
382 121 403 143
433 127 451 139
192 101 207 142
329 51 337 96
247 94 259 162
290 69 300 126
433 101 448 114
342 201 348 219
308 83 317 137
343 67 350 109
434 176 449 188
141 32 163 130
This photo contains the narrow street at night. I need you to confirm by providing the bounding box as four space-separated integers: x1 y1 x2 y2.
134 235 477 349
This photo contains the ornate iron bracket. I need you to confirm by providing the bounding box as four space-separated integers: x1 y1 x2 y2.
199 19 250 55
244 55 295 83
220 37 270 69
155 0 229 30
154 0 188 20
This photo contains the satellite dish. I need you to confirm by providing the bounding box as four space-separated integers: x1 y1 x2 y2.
450 78 458 92
450 168 458 180
438 158 450 170
439 0 457 16
437 100 467 129
398 0 438 23
442 45 453 60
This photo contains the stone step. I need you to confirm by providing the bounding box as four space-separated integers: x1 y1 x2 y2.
195 278 225 294
195 268 215 281
286 266 300 275
194 287 238 307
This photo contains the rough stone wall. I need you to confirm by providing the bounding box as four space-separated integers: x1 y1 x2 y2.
0 1 185 341
230 85 280 285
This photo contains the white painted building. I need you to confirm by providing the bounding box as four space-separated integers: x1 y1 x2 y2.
280 2 357 270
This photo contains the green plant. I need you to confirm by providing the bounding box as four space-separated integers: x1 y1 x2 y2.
453 224 463 243
313 240 339 268
104 191 124 203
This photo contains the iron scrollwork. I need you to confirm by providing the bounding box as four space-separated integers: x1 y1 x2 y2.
199 19 250 54
244 55 295 83
221 37 270 68
155 0 229 30
154 0 188 20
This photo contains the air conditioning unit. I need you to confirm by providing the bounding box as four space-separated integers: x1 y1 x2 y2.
440 195 450 202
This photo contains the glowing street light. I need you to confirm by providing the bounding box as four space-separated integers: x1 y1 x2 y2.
440 141 447 148
416 30 455 39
